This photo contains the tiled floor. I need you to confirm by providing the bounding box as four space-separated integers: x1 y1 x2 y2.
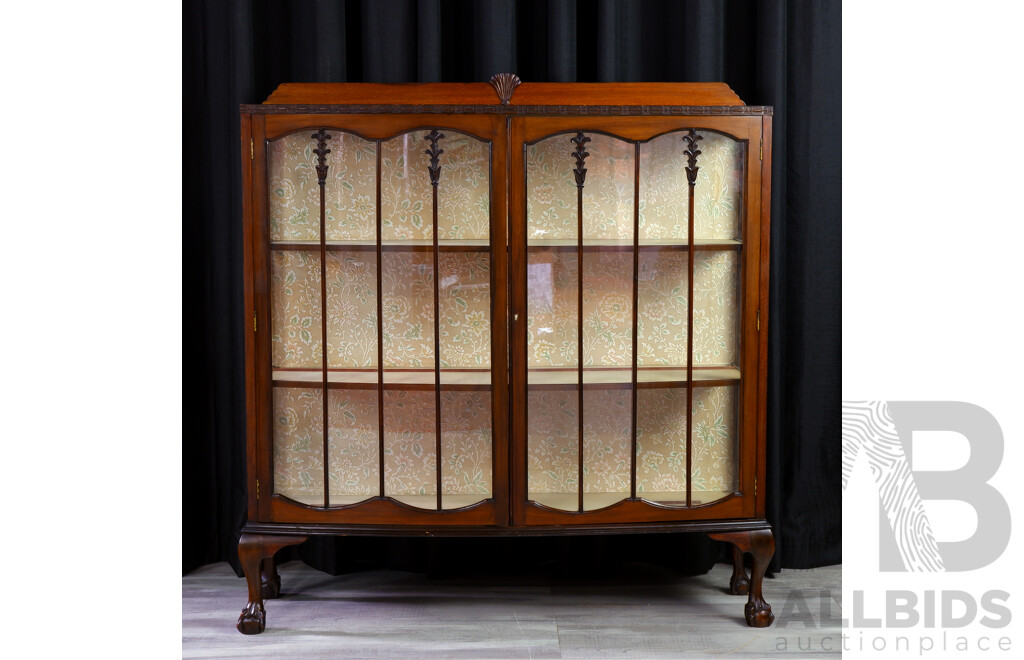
183 560 841 659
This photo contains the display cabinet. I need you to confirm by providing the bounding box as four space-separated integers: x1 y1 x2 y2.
237 76 775 634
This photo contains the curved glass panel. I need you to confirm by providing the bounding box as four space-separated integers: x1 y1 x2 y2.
383 389 437 507
269 131 382 507
694 251 739 367
328 390 379 505
271 249 322 369
527 128 745 511
526 133 635 512
272 386 324 505
692 385 738 500
693 133 744 240
441 391 492 509
637 250 689 367
268 132 321 241
378 131 493 509
325 134 378 240
326 251 377 369
640 131 744 241
638 129 744 507
635 388 688 503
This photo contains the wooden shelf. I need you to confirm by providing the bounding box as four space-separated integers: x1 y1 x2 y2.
527 366 740 390
526 238 740 251
529 491 734 511
272 368 492 390
274 491 492 510
272 239 490 252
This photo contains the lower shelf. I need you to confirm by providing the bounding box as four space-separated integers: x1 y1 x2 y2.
272 369 492 390
276 491 492 510
529 491 734 511
274 490 733 512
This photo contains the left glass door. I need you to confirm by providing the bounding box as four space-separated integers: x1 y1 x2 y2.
252 114 507 524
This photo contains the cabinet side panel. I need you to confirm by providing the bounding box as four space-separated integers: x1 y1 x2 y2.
757 116 773 518
739 117 761 518
251 115 272 521
241 112 258 520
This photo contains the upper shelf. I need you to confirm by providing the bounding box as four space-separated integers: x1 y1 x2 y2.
270 239 739 252
527 238 741 251
272 367 740 391
272 239 490 252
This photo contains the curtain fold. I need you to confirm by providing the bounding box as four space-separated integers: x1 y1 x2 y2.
183 0 840 575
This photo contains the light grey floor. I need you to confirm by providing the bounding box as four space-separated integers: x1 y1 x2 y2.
183 560 841 659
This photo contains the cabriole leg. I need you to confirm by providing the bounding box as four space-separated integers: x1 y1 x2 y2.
237 533 307 634
708 528 775 627
729 543 750 595
261 556 281 599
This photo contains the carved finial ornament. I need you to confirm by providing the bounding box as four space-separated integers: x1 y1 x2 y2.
311 128 332 185
571 131 591 189
682 129 703 186
489 73 521 105
424 129 445 186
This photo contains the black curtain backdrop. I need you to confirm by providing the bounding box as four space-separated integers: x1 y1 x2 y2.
183 0 840 577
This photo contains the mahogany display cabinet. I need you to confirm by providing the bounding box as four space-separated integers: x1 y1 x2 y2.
237 75 775 634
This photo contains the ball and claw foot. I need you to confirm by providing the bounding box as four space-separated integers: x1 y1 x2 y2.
237 602 265 635
709 528 775 628
745 598 775 628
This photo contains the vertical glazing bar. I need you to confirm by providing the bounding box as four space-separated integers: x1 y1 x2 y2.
426 130 444 511
683 129 703 509
312 128 332 508
630 142 640 500
576 172 584 513
571 131 590 513
376 140 384 499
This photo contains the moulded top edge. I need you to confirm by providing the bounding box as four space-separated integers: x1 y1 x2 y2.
239 103 773 116
262 81 748 107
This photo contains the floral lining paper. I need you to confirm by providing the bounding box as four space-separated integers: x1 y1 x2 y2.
268 128 744 509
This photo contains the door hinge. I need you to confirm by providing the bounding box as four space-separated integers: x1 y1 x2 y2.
256 478 260 501
253 311 257 333
754 476 757 497
759 136 763 161
756 309 760 332
250 138 254 160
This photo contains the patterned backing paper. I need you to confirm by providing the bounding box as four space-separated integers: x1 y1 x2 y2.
268 130 493 504
381 131 489 240
525 130 744 507
268 128 742 507
272 387 324 505
268 131 378 241
640 131 744 239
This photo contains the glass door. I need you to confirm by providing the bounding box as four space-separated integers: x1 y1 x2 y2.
510 116 762 525
256 115 507 524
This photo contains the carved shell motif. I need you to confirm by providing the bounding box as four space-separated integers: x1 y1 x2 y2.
488 73 521 105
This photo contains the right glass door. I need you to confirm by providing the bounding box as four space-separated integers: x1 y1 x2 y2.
511 116 762 524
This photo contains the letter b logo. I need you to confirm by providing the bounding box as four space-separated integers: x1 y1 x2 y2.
842 401 1010 572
